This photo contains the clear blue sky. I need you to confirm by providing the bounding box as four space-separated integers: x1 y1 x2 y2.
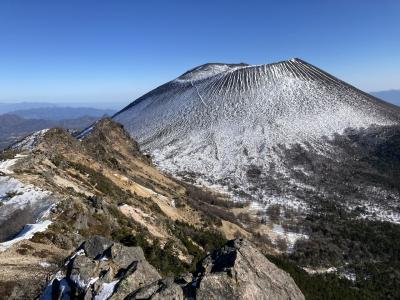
0 0 399 107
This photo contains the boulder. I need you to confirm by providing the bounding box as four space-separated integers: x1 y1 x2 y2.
41 237 161 300
108 242 146 270
194 238 305 300
81 235 113 259
109 259 161 300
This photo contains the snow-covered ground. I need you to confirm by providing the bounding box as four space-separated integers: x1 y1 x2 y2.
0 156 57 249
11 129 49 151
249 197 308 214
303 266 357 282
0 154 27 174
271 224 308 250
41 271 71 300
303 266 337 275
0 158 20 175
76 124 95 140
247 201 308 250
0 220 52 251
0 175 53 218
94 280 119 300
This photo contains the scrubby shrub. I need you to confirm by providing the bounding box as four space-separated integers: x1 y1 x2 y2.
185 184 246 209
117 231 188 276
266 254 363 300
276 237 288 252
267 204 281 223
0 149 17 161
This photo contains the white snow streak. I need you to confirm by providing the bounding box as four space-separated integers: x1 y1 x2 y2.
0 220 52 251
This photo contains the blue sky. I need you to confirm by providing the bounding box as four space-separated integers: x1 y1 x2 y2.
0 0 399 107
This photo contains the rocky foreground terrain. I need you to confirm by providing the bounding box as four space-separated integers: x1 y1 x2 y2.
1 117 399 299
0 119 304 299
42 237 303 300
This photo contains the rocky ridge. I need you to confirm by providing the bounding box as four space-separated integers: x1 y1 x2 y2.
42 236 304 300
0 118 303 299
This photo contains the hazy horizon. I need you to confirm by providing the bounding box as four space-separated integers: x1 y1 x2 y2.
0 87 399 111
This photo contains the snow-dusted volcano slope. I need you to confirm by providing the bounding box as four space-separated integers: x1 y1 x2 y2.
114 58 400 200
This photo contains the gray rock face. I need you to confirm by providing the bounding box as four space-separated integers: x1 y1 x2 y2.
41 237 304 300
109 259 161 300
126 277 185 300
81 235 113 259
41 236 161 300
193 238 304 300
108 242 146 270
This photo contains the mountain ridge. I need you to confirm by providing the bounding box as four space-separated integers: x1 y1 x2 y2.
0 113 101 150
371 89 400 106
115 58 400 117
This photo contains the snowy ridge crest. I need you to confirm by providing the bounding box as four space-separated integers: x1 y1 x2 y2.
173 59 342 86
10 129 49 152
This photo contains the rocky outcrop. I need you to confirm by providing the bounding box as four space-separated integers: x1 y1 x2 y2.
41 237 304 300
126 277 185 300
41 236 161 300
192 238 304 300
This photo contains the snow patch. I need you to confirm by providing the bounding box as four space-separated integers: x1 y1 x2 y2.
0 176 53 212
271 224 308 250
0 220 52 251
11 129 49 151
39 261 52 268
303 266 337 275
76 125 94 140
40 272 71 300
65 249 85 265
94 280 119 300
0 158 20 175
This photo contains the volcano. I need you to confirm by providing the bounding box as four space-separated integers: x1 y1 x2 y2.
113 58 400 221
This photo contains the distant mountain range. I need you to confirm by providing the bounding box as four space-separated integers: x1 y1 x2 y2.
371 89 400 105
0 102 57 114
0 104 115 120
0 114 100 150
0 105 116 149
10 106 115 121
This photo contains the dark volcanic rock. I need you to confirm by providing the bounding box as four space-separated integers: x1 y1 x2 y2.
126 277 184 300
81 235 113 259
193 238 304 300
108 242 146 270
41 238 304 300
41 238 161 300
